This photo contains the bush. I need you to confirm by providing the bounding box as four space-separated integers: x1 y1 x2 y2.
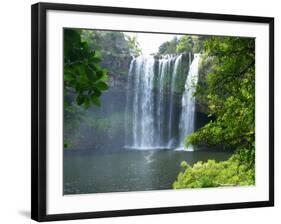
173 154 255 189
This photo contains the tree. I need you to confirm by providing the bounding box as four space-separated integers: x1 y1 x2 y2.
125 35 142 56
176 35 209 54
82 30 140 57
173 150 255 189
63 29 110 148
186 37 255 152
174 36 255 188
157 35 208 55
158 37 179 55
64 29 109 109
176 35 194 53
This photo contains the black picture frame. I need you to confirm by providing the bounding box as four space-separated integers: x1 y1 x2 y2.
31 2 274 222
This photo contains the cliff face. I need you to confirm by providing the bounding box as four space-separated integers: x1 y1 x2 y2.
195 55 214 114
100 54 132 88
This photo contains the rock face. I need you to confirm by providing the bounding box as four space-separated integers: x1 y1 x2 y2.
195 55 213 114
100 54 132 88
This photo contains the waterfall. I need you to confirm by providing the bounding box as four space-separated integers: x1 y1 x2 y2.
157 55 174 147
125 53 200 150
130 55 155 148
168 55 182 148
177 54 201 151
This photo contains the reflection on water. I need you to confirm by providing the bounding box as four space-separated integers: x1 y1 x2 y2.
63 148 232 195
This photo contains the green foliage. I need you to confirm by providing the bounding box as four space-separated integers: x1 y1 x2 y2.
157 35 208 55
82 30 140 57
158 37 179 55
64 29 140 149
126 35 142 56
185 37 255 150
173 153 255 189
81 30 139 78
64 29 110 148
176 35 207 54
176 36 193 53
64 29 109 109
175 36 255 188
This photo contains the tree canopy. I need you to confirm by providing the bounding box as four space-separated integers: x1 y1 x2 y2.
81 30 141 57
157 35 209 55
176 35 208 54
157 37 179 55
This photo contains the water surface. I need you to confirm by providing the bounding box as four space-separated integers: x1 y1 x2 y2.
64 148 232 194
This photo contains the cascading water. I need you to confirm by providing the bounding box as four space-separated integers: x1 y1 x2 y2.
167 55 182 148
157 55 174 147
177 53 201 151
126 55 156 148
125 53 200 150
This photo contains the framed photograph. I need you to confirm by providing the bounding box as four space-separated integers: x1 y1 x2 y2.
31 2 274 222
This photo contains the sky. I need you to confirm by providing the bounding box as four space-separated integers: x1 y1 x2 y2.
124 32 183 55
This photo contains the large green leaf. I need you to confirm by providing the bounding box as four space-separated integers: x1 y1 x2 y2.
91 95 101 107
95 81 108 91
